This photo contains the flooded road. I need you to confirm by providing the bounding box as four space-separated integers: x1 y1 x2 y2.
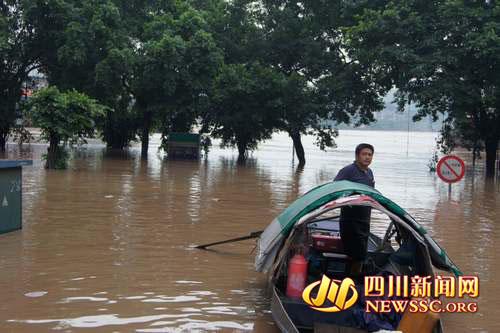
0 130 498 332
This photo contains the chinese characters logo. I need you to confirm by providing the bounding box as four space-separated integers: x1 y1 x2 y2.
303 275 479 313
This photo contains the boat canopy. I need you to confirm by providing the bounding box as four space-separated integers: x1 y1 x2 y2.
255 180 461 276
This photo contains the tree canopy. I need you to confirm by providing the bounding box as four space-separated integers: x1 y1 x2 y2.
4 0 497 174
27 86 106 168
257 0 386 164
205 62 283 161
0 0 38 151
130 3 224 156
347 0 500 176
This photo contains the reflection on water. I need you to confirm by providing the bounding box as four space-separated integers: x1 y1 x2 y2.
0 130 498 332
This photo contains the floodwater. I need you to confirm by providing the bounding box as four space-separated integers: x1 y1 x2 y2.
0 130 498 333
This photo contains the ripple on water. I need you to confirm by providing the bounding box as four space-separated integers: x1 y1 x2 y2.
24 291 48 298
59 296 109 303
7 314 199 329
142 295 201 303
175 280 202 285
136 320 254 332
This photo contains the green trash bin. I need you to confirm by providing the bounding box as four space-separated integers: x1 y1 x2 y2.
0 160 32 234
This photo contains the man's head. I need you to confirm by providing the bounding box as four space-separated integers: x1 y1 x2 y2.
355 143 374 169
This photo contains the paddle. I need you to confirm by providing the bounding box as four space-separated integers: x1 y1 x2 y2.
194 230 263 250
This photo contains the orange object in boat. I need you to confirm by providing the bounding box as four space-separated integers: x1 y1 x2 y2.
286 253 308 298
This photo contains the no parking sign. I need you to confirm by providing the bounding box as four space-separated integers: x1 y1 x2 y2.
437 155 465 184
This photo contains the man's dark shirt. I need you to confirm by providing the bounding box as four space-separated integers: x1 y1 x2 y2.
334 162 375 187
334 162 375 260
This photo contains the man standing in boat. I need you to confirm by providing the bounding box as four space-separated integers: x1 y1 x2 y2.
334 143 375 276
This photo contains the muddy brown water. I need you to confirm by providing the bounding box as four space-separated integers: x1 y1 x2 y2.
0 130 498 332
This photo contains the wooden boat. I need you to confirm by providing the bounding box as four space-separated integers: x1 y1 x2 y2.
255 181 461 333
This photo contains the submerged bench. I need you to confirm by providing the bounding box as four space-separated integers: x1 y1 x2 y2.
167 132 200 159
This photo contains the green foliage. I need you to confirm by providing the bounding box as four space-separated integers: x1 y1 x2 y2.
347 0 500 175
194 0 386 163
427 150 439 172
28 86 106 145
100 105 139 149
12 123 35 145
27 86 106 168
207 0 266 65
41 147 69 170
24 0 225 155
15 0 497 168
206 63 283 160
0 0 38 150
132 4 224 139
257 0 386 163
25 0 138 149
27 0 128 94
436 119 455 155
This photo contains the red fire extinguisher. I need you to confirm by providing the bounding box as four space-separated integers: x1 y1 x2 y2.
286 249 308 298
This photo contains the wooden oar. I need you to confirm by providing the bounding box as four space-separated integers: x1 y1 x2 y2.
194 230 263 250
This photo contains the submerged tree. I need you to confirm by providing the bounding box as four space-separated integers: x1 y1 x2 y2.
347 0 500 177
205 63 283 162
131 5 223 157
196 0 385 164
0 0 38 151
259 0 386 165
25 0 138 150
27 87 106 169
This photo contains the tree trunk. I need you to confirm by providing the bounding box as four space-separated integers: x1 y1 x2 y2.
104 121 128 150
290 131 306 166
237 141 247 163
141 111 152 159
472 146 477 169
0 123 11 152
46 135 60 169
485 138 498 178
0 132 7 153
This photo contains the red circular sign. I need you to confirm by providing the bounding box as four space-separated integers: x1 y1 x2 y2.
436 155 465 183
